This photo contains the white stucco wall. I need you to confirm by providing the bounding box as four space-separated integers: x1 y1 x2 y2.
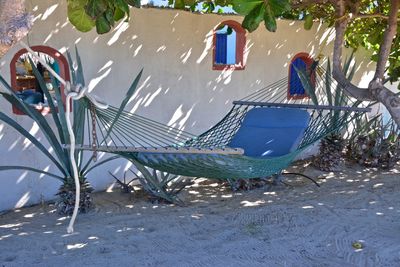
0 0 396 211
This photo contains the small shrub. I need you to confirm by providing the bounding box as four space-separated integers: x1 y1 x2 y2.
346 114 400 169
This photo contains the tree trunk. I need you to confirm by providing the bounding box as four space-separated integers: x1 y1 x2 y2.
0 0 32 58
332 0 400 126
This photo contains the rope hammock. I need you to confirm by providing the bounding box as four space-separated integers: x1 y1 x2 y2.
72 65 370 180
19 41 370 233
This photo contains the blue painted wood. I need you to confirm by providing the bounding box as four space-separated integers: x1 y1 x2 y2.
289 57 307 96
215 34 227 64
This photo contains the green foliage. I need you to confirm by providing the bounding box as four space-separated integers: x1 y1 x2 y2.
232 0 290 32
303 14 313 30
242 2 265 32
64 0 399 84
286 0 400 85
65 0 292 33
68 0 96 32
67 0 140 34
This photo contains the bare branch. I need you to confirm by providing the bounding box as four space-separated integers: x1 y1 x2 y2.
331 0 373 101
353 13 400 21
371 0 399 83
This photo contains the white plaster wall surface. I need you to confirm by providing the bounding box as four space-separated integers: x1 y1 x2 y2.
0 0 397 211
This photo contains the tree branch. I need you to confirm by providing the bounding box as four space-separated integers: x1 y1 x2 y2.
353 13 400 21
371 0 399 83
331 0 373 101
330 1 400 127
291 0 332 9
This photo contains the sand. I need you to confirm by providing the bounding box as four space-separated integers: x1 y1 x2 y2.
1 162 400 267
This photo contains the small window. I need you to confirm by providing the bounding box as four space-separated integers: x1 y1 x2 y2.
288 52 316 99
213 20 245 70
10 46 70 115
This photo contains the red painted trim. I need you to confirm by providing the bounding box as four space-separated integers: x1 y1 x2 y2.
212 20 246 71
10 45 71 115
287 52 316 100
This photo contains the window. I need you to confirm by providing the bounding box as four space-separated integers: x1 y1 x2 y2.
213 20 246 70
288 52 316 99
10 46 70 115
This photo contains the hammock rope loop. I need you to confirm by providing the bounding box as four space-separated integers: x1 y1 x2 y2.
64 81 82 234
64 82 108 233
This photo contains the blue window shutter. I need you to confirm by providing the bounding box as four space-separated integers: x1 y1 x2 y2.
215 33 227 64
289 58 307 96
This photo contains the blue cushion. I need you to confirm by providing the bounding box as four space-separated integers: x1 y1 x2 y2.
228 107 310 158
24 92 43 105
17 90 42 104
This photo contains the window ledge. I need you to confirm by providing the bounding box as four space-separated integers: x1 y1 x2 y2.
212 64 245 71
287 95 311 100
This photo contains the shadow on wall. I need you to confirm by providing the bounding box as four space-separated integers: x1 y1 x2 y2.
0 1 375 211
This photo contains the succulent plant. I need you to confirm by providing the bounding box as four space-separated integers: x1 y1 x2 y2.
346 114 400 169
0 47 142 213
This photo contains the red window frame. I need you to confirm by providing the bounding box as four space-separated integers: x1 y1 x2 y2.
212 20 246 71
10 45 70 115
287 52 316 100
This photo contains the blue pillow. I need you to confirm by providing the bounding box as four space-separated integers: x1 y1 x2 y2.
228 107 310 158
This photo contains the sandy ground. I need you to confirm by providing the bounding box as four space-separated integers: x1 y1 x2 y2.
1 162 400 267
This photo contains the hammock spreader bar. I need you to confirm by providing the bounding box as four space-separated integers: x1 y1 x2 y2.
64 145 244 155
233 101 371 112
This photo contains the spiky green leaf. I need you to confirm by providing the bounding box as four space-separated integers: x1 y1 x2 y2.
293 65 318 105
100 68 143 144
0 77 70 175
0 111 67 175
0 166 64 181
325 58 333 106
82 155 120 175
29 57 66 144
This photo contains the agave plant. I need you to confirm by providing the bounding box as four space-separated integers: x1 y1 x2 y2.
297 52 360 171
314 55 360 171
128 159 192 205
108 159 192 205
346 114 400 169
0 47 142 214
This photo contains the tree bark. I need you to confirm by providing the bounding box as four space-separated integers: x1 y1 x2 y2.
0 0 32 58
332 1 372 101
331 0 400 126
372 0 400 82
